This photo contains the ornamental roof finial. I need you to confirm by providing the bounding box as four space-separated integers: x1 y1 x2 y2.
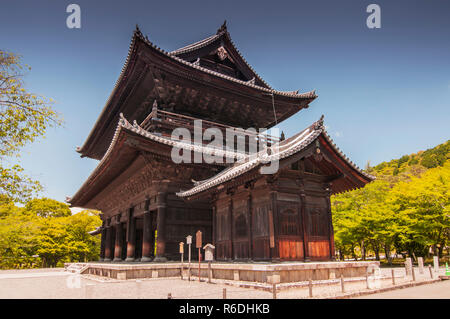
217 20 227 34
135 24 141 34
314 115 325 130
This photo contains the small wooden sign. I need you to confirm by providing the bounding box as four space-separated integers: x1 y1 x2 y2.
203 244 215 261
196 230 202 248
154 230 158 255
179 242 184 254
186 235 192 245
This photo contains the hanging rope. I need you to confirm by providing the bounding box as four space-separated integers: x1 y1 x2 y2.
263 92 278 126
270 93 277 126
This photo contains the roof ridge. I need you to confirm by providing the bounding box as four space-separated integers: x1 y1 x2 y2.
221 29 273 89
77 25 317 158
177 116 374 198
169 21 272 90
136 28 317 99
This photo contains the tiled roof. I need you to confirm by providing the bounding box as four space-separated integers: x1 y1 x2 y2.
170 21 273 89
135 26 317 99
170 33 220 56
119 114 247 162
68 114 248 204
77 24 317 158
176 116 375 197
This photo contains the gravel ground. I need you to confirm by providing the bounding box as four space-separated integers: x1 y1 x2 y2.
354 279 450 299
0 266 446 299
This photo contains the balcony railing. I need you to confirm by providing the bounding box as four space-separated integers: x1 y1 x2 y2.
140 108 280 151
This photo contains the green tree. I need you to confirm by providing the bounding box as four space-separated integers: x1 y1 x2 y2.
0 198 101 269
332 140 450 263
388 162 450 258
24 197 71 218
0 50 62 203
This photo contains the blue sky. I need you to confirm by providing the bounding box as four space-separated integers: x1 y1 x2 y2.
1 0 449 204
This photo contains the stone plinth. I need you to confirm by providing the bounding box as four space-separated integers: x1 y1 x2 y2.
69 261 380 284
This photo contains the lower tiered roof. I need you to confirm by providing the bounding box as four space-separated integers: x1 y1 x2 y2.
177 116 375 199
69 112 374 209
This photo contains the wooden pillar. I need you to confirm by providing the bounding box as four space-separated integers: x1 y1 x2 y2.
325 185 336 260
229 197 234 261
99 221 106 261
212 205 217 252
300 192 310 261
113 215 123 262
104 219 112 262
141 199 153 262
125 208 136 262
247 192 253 260
154 192 167 262
269 190 280 261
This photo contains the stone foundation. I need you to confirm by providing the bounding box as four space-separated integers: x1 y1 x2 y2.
67 261 380 284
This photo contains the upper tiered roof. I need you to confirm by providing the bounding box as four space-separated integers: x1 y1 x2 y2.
170 21 271 89
76 23 317 160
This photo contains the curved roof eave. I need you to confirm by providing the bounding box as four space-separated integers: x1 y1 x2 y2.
69 113 247 206
77 25 318 158
170 21 272 90
177 116 374 198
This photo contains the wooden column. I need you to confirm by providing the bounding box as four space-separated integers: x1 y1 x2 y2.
125 208 136 262
99 221 106 261
300 192 310 261
104 219 112 262
325 184 336 260
154 192 167 262
247 191 253 260
141 199 153 262
229 197 234 261
113 215 123 262
269 190 280 261
212 204 217 252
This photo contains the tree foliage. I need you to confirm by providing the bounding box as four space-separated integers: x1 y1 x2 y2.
332 140 450 262
24 197 71 218
0 50 62 203
0 197 101 269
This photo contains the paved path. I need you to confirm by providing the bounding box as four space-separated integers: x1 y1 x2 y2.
0 269 271 299
354 279 450 299
0 267 447 299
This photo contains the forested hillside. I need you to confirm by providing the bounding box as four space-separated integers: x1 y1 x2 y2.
331 140 450 264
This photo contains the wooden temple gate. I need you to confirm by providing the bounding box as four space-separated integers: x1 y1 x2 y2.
69 23 372 263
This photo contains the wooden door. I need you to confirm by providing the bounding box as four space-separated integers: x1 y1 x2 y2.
278 208 303 260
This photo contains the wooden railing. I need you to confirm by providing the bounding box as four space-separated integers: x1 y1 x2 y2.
141 109 280 148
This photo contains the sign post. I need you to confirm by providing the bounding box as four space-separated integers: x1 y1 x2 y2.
154 230 158 256
179 242 184 280
203 244 215 283
179 242 184 265
196 230 202 282
186 235 192 281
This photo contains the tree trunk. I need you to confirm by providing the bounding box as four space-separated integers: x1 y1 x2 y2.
384 244 392 265
374 246 380 261
361 241 366 261
351 245 357 260
438 244 443 259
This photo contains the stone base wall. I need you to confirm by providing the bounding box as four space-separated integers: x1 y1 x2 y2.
73 261 380 284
